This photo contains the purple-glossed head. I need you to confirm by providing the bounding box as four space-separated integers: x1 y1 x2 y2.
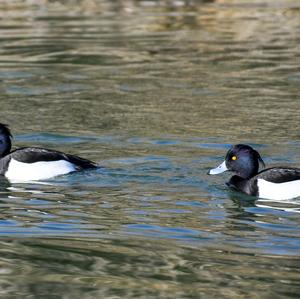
0 123 12 157
208 144 265 179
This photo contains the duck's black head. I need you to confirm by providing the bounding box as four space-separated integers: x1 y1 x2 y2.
0 123 12 157
225 144 265 178
208 144 265 179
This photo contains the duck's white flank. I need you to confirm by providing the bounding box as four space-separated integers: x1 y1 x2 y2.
5 158 76 182
257 178 300 200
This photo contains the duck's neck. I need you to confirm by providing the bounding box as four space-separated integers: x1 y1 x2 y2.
237 158 259 179
227 175 258 196
227 176 248 189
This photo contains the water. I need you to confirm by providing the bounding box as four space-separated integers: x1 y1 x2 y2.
0 0 300 298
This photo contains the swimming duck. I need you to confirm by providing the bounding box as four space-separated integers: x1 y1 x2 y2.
208 144 300 200
0 123 97 182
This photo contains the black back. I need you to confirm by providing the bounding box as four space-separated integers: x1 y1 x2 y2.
9 147 97 169
255 167 300 183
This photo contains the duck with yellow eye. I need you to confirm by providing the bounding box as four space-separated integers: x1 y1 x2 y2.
207 144 300 200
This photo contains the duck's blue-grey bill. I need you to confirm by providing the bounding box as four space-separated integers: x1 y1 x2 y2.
208 161 228 175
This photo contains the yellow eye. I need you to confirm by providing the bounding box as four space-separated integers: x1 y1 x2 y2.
231 155 237 161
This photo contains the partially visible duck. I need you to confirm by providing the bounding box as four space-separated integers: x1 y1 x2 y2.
0 123 97 182
208 144 300 200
